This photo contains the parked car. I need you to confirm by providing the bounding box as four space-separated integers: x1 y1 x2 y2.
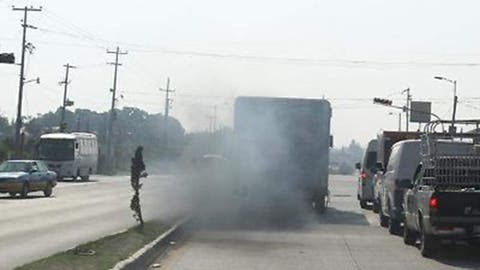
378 140 421 234
373 131 422 214
402 127 480 257
355 139 378 209
0 160 57 198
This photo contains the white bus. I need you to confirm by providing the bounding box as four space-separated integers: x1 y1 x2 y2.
38 133 98 181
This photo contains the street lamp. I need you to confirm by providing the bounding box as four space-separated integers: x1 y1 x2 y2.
24 77 40 84
434 76 457 134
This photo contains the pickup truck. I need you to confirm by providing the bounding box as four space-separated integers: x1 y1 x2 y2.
401 128 480 257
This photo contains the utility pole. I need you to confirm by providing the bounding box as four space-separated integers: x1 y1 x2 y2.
59 63 76 132
159 77 175 153
212 105 217 133
12 6 42 157
106 46 128 173
402 88 411 132
452 80 458 134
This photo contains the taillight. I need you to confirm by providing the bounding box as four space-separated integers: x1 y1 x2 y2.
360 171 368 180
429 197 439 209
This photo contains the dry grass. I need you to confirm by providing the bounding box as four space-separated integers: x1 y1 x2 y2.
16 221 168 270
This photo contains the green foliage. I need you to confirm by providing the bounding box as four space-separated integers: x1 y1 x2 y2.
179 128 233 171
130 146 146 227
15 221 168 270
1 107 185 172
0 115 13 162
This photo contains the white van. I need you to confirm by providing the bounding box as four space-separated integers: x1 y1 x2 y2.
378 139 421 234
355 139 378 209
38 133 98 181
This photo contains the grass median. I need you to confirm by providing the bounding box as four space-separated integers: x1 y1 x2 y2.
16 221 169 270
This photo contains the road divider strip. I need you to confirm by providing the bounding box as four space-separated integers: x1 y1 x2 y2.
110 218 188 270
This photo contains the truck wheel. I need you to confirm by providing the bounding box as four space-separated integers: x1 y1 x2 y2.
359 200 368 209
372 200 380 213
9 192 17 198
73 169 80 181
379 201 389 227
44 182 53 197
420 229 438 257
315 195 327 214
388 218 401 235
81 174 90 181
20 183 29 198
403 226 417 245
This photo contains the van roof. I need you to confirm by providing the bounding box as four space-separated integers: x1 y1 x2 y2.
40 132 97 140
391 139 421 148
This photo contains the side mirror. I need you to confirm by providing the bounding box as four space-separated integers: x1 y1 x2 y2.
397 179 414 189
355 162 361 170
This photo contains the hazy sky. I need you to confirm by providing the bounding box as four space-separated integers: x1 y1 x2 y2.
1 0 480 146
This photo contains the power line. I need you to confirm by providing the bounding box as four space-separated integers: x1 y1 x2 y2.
24 12 480 68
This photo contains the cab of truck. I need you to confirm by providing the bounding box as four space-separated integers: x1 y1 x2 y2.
356 139 378 209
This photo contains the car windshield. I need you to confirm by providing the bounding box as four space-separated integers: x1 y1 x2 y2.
0 162 30 173
38 139 75 161
365 151 377 169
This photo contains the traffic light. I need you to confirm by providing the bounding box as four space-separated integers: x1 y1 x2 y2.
373 98 393 106
65 99 74 107
0 53 15 64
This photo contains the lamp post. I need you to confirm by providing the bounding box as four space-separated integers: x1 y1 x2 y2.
434 76 457 135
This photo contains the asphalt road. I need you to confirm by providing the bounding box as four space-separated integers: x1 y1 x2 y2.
0 174 191 270
154 175 480 270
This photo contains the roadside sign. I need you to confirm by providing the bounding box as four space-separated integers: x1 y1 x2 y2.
410 101 431 123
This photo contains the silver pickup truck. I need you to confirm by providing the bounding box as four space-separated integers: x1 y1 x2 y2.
401 120 480 257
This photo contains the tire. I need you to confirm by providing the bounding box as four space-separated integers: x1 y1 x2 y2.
9 192 16 198
359 200 368 209
315 195 327 214
388 218 401 235
420 227 438 257
372 200 380 214
403 225 417 245
73 169 80 181
379 201 389 227
20 183 29 198
81 174 90 181
44 182 53 197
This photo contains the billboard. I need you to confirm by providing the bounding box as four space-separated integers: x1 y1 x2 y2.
410 101 431 123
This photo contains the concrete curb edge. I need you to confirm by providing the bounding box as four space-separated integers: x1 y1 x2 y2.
111 218 187 270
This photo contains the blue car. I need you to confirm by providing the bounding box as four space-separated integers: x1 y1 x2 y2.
0 160 57 198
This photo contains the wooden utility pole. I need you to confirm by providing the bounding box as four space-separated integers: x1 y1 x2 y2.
12 6 42 156
106 46 128 173
159 77 174 152
59 63 76 132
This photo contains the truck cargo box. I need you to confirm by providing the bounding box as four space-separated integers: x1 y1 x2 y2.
233 96 332 211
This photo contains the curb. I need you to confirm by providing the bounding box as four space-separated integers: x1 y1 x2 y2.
111 218 187 270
